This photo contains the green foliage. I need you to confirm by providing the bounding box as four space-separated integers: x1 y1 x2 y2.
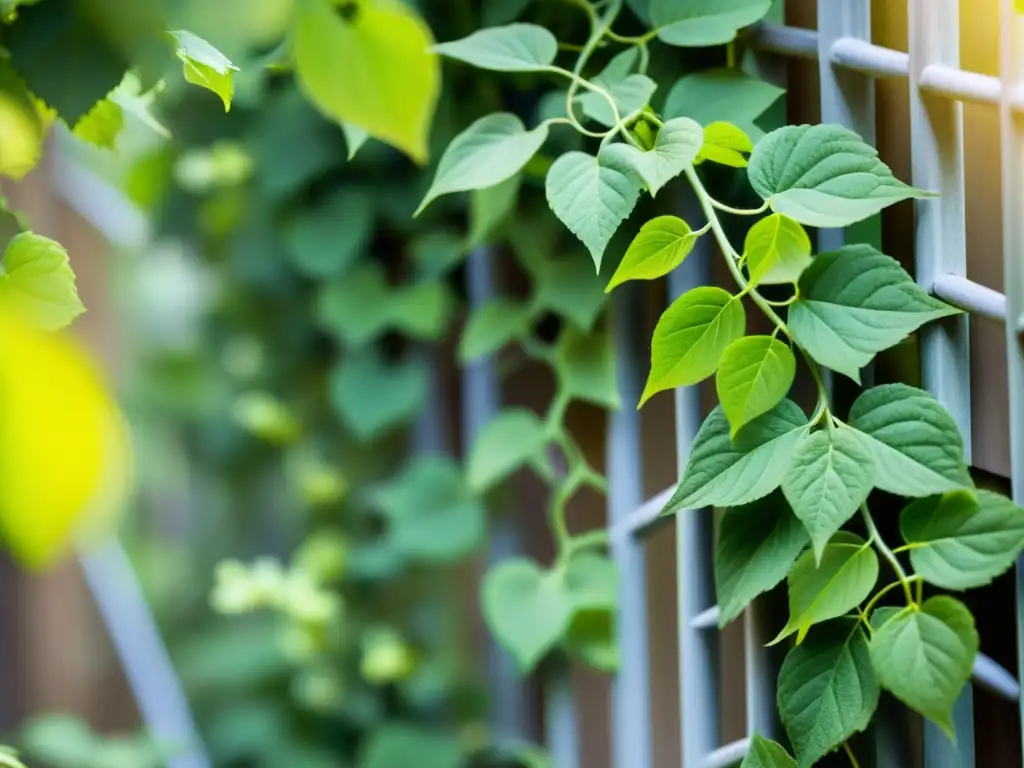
0 231 85 330
741 733 797 768
168 29 238 111
606 215 698 291
716 335 795 436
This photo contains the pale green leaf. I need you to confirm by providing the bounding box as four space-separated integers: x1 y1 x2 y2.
391 282 454 341
748 124 934 227
774 533 879 645
564 551 618 611
376 457 484 563
169 30 238 111
411 230 466 280
432 23 557 71
292 0 440 164
329 351 427 441
482 558 572 672
650 0 772 46
606 215 698 292
901 489 1024 590
591 48 639 87
110 73 171 139
741 734 797 768
664 69 784 140
777 619 879 768
285 188 373 279
0 748 27 768
72 98 124 150
664 400 809 513
848 383 973 497
467 408 547 492
578 74 657 127
788 245 960 381
0 232 85 331
469 174 522 247
869 597 978 737
533 253 606 330
641 286 745 404
341 121 369 160
545 149 642 270
782 427 875 562
716 335 796 436
715 492 809 627
459 298 532 361
554 326 620 409
695 121 754 167
359 724 462 768
745 213 812 286
601 117 703 196
416 113 547 216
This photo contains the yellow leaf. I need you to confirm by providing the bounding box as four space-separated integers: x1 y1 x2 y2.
292 0 440 164
0 311 132 569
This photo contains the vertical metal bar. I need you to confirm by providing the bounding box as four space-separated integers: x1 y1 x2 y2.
461 247 531 741
544 664 579 768
908 0 975 762
672 197 719 766
1000 0 1024 755
79 543 210 768
608 285 653 768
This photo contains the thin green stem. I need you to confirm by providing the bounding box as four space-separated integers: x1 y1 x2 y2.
862 576 922 620
545 66 621 139
708 197 770 216
564 0 622 126
843 741 861 768
566 528 610 555
605 28 659 45
861 502 915 605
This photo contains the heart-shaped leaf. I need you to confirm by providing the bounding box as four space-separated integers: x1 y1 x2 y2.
744 213 812 286
716 335 796 436
740 734 797 768
650 0 772 47
0 232 84 331
602 117 704 196
329 351 427 441
467 408 548 492
606 215 699 292
433 23 557 72
664 68 783 140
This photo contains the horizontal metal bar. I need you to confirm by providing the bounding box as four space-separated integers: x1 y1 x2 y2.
919 63 1001 106
704 738 750 768
690 606 720 630
830 37 909 79
609 484 676 545
973 652 1021 701
748 21 820 59
932 273 1009 323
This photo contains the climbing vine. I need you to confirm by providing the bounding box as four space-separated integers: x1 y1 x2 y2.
425 1 1024 767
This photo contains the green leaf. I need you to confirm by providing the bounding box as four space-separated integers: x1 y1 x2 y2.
72 98 124 150
0 60 45 180
695 121 754 167
329 351 427 441
483 0 534 25
900 489 1024 590
641 286 745 404
848 384 973 497
285 189 374 279
869 597 978 737
715 493 809 627
292 0 440 164
359 724 462 768
578 75 657 128
7 0 129 125
433 23 557 71
744 214 812 286
606 215 698 292
788 245 960 381
0 232 84 331
341 122 369 160
664 400 808 512
391 282 454 341
555 326 620 409
601 117 703 197
482 558 572 673
748 124 934 227
376 457 484 563
564 609 618 672
459 298 532 361
315 263 391 346
411 231 466 280
110 73 171 139
782 427 875 562
416 113 548 216
774 533 879 645
469 174 522 247
777 619 879 768
168 30 238 111
545 149 642 270
664 69 784 140
564 551 618 610
650 0 772 46
740 734 797 768
716 335 796 436
533 253 607 330
467 408 548 492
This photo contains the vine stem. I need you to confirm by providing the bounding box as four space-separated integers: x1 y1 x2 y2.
708 197 770 216
843 741 861 768
860 503 915 605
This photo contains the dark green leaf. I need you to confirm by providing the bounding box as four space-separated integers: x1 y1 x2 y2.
554 326 620 409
